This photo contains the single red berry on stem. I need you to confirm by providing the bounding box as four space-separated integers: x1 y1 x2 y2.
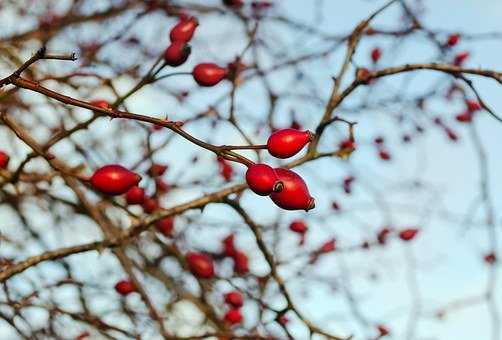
319 238 336 253
398 228 419 241
371 47 382 63
155 217 174 237
466 99 482 112
169 17 198 43
446 33 460 47
455 111 473 123
186 252 215 278
377 227 392 245
193 63 228 87
224 308 243 325
267 128 313 159
289 219 308 234
224 291 243 308
233 251 249 274
126 186 145 205
245 163 282 196
219 159 233 182
91 165 141 195
164 42 191 67
0 151 9 169
378 150 391 161
453 51 469 66
149 163 168 177
90 99 109 109
484 252 497 265
114 280 136 296
270 168 315 211
222 234 237 257
142 197 159 213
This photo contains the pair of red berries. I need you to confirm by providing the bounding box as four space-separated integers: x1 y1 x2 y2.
164 17 197 67
223 291 244 325
245 129 315 211
186 252 215 279
222 234 249 274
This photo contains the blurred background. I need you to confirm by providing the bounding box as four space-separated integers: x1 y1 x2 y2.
1 0 502 339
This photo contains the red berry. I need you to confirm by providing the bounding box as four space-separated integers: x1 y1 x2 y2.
447 33 460 47
377 228 392 245
90 165 141 195
219 160 233 182
224 291 243 308
223 0 244 7
233 251 249 274
222 234 237 257
90 99 109 109
155 178 170 193
149 163 168 177
377 324 390 337
371 47 382 63
126 186 145 205
142 197 159 213
398 228 419 241
267 128 313 159
289 219 307 234
455 111 473 123
169 17 198 43
155 217 174 237
331 201 341 211
374 136 384 145
319 239 336 253
445 128 458 141
224 308 243 325
466 99 482 112
270 168 315 211
484 252 497 265
186 252 215 278
453 51 469 66
356 67 374 84
245 163 282 196
114 280 136 296
193 63 228 87
339 138 355 150
164 42 191 67
378 150 391 161
0 151 9 169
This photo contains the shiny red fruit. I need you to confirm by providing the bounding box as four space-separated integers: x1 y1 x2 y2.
289 219 307 234
222 234 237 257
267 128 313 159
155 217 174 237
447 33 460 47
371 47 382 63
186 252 215 278
90 99 109 109
455 111 473 123
164 42 191 67
149 163 168 177
319 239 336 253
114 280 136 296
245 163 282 196
193 63 228 87
142 197 159 213
466 100 481 112
453 51 469 66
169 17 198 43
0 151 9 169
233 251 249 274
398 228 419 241
224 308 243 325
126 186 145 205
91 165 141 195
270 168 315 211
224 291 243 308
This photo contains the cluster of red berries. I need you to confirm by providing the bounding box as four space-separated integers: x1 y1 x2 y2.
455 99 482 123
223 290 244 325
376 227 419 246
245 128 316 211
163 16 229 87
